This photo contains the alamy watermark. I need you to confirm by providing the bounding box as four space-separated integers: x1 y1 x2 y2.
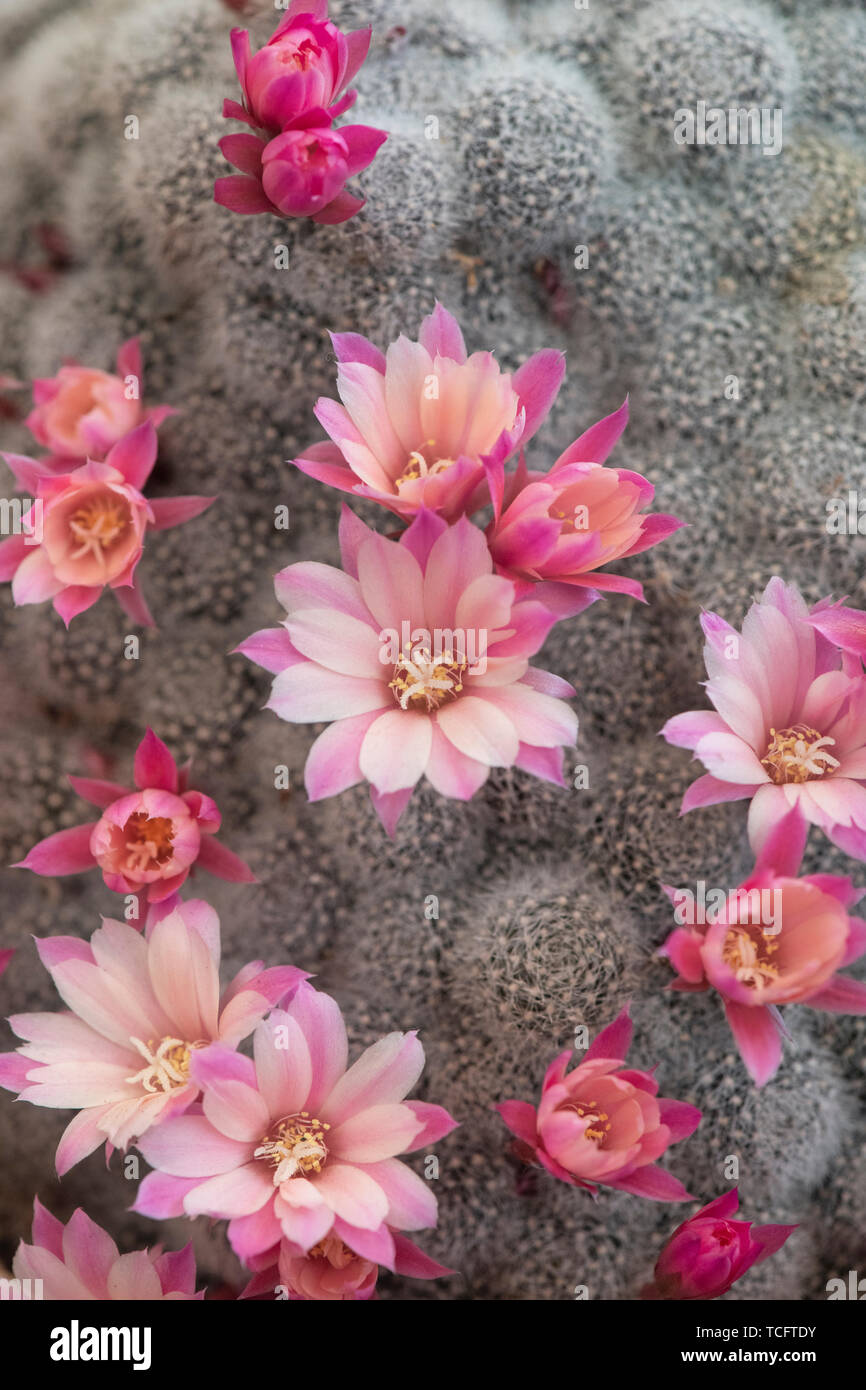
0 497 42 544
672 881 783 933
674 102 783 157
379 623 489 680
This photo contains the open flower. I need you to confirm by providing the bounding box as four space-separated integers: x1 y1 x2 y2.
236 506 576 834
0 900 306 1172
487 400 683 616
24 337 174 467
241 1229 452 1301
495 1006 700 1201
662 577 866 862
224 1 371 135
215 113 387 225
0 421 214 626
292 303 565 521
14 728 256 908
13 1200 202 1300
641 1189 796 1300
660 809 866 1085
133 983 457 1266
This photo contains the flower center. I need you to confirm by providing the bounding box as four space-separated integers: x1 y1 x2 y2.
564 1098 611 1146
126 1036 202 1093
722 924 779 991
395 443 457 489
279 38 321 71
254 1112 331 1185
389 646 467 712
760 725 839 785
122 811 175 873
68 496 128 562
308 1236 354 1267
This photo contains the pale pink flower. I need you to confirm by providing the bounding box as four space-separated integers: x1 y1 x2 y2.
133 983 457 1265
14 728 256 907
641 1189 796 1300
0 900 307 1173
662 577 866 862
495 1006 701 1201
24 336 174 467
236 506 577 834
660 808 866 1085
215 115 387 225
241 1229 452 1301
13 1200 202 1300
223 1 371 136
293 303 565 522
487 400 683 616
0 421 215 626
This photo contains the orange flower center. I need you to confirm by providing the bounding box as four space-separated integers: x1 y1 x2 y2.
565 1098 611 1146
760 724 839 784
68 495 128 561
722 924 779 991
254 1112 331 1184
122 812 175 873
308 1236 355 1266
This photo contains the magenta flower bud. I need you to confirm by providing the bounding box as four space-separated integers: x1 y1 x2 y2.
216 118 387 225
243 20 344 130
225 3 372 135
261 124 353 218
643 1190 797 1300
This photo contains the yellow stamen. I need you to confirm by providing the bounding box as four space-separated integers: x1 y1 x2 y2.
568 1099 611 1146
761 724 839 785
722 925 779 990
254 1111 331 1185
68 497 127 563
389 647 467 712
395 441 457 488
126 1036 203 1093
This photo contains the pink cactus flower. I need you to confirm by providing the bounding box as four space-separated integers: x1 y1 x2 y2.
224 1 372 136
0 900 307 1173
487 400 684 617
495 1006 701 1201
24 336 174 467
0 421 215 627
641 1189 797 1300
215 112 387 224
13 1200 202 1300
662 577 866 862
236 506 577 834
241 1228 452 1301
292 303 566 522
0 948 13 979
660 808 866 1086
13 728 257 907
133 983 457 1265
